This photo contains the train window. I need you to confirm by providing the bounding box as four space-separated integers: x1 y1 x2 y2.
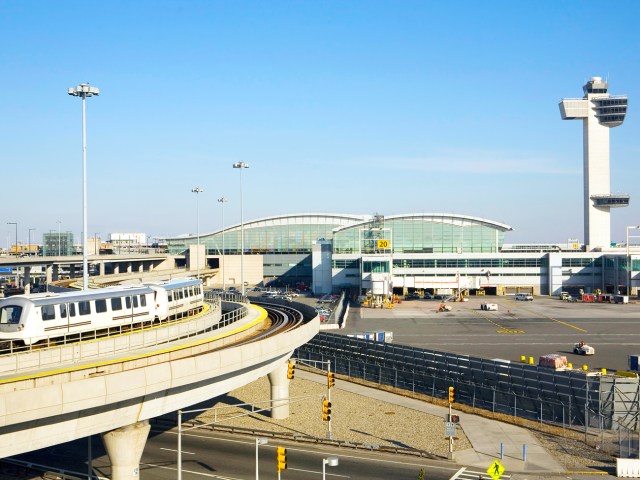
60 303 67 319
79 301 91 316
0 305 22 324
111 297 123 311
189 287 194 297
125 297 131 309
69 303 76 317
140 295 147 307
95 299 107 313
133 296 139 308
42 305 56 321
168 292 173 301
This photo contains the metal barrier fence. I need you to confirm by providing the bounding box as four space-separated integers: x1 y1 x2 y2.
295 333 640 441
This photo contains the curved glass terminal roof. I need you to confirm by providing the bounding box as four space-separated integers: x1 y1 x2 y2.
165 213 512 255
333 214 511 254
166 213 369 255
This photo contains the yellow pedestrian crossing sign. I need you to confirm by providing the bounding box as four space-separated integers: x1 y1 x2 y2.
486 459 505 480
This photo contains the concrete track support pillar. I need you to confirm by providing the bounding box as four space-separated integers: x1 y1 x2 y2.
22 267 32 294
267 361 291 420
101 420 150 480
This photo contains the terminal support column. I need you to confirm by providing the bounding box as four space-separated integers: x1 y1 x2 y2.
267 362 290 420
100 420 150 480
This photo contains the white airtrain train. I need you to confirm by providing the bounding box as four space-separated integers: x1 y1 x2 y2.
0 278 204 347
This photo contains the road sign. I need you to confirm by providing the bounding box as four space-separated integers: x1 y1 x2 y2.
444 421 456 437
486 459 505 480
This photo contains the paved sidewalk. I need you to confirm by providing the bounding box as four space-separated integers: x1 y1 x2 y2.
297 370 566 473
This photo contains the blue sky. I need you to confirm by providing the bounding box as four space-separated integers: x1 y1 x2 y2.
1 0 639 246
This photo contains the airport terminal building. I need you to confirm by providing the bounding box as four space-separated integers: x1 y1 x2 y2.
165 212 638 298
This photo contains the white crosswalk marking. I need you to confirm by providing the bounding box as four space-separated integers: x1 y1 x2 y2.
449 467 511 480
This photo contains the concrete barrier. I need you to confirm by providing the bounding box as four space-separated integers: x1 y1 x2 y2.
617 458 640 477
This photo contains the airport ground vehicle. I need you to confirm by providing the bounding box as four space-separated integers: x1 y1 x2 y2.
573 341 595 355
437 303 452 312
0 278 204 347
480 303 498 311
515 293 533 301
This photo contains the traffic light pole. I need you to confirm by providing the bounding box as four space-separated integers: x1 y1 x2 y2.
449 401 454 458
327 360 332 440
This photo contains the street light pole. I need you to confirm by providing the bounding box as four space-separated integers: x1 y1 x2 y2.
28 228 35 256
627 226 640 297
218 197 228 290
255 437 268 480
233 162 249 297
177 410 183 480
68 83 99 290
322 456 339 480
7 222 17 255
191 187 204 279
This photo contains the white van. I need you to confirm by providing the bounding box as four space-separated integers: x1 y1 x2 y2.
515 293 533 301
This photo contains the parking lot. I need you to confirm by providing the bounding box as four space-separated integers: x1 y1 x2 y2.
337 295 640 372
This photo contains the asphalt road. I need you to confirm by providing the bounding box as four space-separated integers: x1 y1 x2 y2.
12 427 467 480
338 295 640 372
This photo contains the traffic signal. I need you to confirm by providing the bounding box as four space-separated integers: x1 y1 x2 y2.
448 386 455 403
322 399 332 421
276 446 287 472
287 363 295 380
446 413 460 423
327 372 335 389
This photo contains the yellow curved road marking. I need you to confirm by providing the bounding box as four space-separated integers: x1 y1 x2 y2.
472 309 526 334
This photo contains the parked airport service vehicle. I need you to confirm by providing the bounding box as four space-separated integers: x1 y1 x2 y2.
437 303 452 312
0 278 204 347
480 303 498 311
515 293 533 301
573 341 595 355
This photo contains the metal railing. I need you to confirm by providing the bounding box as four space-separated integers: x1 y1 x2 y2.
0 298 253 375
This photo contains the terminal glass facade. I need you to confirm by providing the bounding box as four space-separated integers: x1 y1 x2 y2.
42 232 74 257
333 216 507 254
166 214 365 256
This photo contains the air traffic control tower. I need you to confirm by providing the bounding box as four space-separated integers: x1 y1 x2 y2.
559 77 628 250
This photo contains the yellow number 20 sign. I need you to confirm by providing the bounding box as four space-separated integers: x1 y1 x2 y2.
376 239 390 249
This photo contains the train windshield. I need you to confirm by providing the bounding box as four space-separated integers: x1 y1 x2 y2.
0 305 23 325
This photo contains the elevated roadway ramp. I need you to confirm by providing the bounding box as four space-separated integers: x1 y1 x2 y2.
0 301 319 478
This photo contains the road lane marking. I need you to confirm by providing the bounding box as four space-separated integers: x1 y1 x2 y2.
450 466 466 479
162 430 459 473
289 467 351 477
143 462 240 478
160 447 195 455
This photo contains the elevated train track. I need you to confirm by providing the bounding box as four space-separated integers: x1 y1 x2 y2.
0 297 320 463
